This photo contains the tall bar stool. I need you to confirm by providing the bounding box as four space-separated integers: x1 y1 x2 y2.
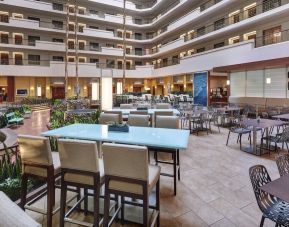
104 111 123 123
102 143 161 227
128 114 150 127
155 103 171 109
99 113 120 124
153 110 173 127
18 135 61 227
58 139 105 227
154 115 180 195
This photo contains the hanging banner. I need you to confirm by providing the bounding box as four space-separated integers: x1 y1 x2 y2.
193 72 208 106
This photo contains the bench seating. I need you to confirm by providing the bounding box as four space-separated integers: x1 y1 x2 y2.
0 192 41 227
0 128 18 151
6 112 24 126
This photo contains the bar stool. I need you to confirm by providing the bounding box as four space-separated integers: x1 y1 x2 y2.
102 143 161 227
99 113 120 124
128 114 150 127
103 111 123 123
154 115 180 195
58 139 105 227
18 135 61 227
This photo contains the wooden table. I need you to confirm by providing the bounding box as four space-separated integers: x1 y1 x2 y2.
241 119 285 155
261 175 289 203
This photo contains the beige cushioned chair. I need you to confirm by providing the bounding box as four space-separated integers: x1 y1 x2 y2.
154 110 173 126
130 110 149 115
155 116 179 129
156 103 171 109
0 191 41 227
128 114 150 127
120 104 134 109
18 135 61 227
102 143 160 226
58 139 104 227
99 113 120 124
103 111 123 123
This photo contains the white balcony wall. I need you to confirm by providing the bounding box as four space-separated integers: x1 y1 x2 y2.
35 41 65 52
7 18 40 29
167 8 200 31
1 0 54 12
83 28 115 39
159 37 185 53
101 47 123 56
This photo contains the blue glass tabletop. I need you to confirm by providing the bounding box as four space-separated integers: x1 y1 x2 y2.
41 124 189 150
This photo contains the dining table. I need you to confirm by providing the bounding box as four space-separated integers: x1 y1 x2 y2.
42 123 190 195
272 113 289 121
261 175 289 203
241 119 285 155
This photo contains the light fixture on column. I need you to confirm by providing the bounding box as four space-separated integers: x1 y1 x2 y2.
91 82 99 101
266 77 271 84
37 85 42 97
226 80 230 85
116 81 123 95
101 69 113 111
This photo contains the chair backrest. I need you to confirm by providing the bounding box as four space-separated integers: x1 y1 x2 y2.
102 143 148 181
99 113 120 124
155 116 179 129
154 110 173 123
249 165 277 213
58 139 100 173
120 104 134 109
156 103 171 109
130 110 148 115
276 154 289 177
279 127 289 143
18 135 53 166
103 111 122 123
128 114 149 127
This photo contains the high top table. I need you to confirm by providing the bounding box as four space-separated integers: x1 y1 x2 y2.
241 119 285 155
42 123 190 195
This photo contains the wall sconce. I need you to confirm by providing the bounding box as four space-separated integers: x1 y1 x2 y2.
68 86 72 90
84 86 87 90
30 86 34 91
226 80 230 85
37 85 41 97
266 78 271 84
46 86 50 90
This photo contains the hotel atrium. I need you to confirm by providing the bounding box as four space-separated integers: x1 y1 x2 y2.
1 0 289 226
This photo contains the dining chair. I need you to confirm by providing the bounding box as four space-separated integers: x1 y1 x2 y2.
102 143 160 227
226 125 252 150
128 114 149 127
99 113 120 124
154 110 173 126
103 111 123 123
58 139 105 227
130 110 148 115
120 104 134 109
156 103 171 109
154 115 180 195
249 165 289 227
276 154 289 177
18 135 61 227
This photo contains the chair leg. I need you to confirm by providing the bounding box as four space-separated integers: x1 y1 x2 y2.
226 131 230 146
93 184 100 227
47 175 55 227
84 188 88 216
173 151 177 196
59 177 67 227
20 174 28 210
239 134 242 150
156 180 160 227
103 181 110 227
260 215 265 227
121 196 125 225
143 193 149 227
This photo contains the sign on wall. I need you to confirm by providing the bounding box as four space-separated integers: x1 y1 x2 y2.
193 72 208 106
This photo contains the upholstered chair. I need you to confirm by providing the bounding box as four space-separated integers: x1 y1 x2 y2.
128 114 150 127
130 110 149 115
18 135 61 227
156 103 171 109
102 143 160 227
99 113 120 124
155 116 179 129
103 111 123 123
154 110 173 126
58 139 104 227
120 104 134 109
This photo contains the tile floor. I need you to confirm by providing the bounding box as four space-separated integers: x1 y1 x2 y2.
13 110 281 227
